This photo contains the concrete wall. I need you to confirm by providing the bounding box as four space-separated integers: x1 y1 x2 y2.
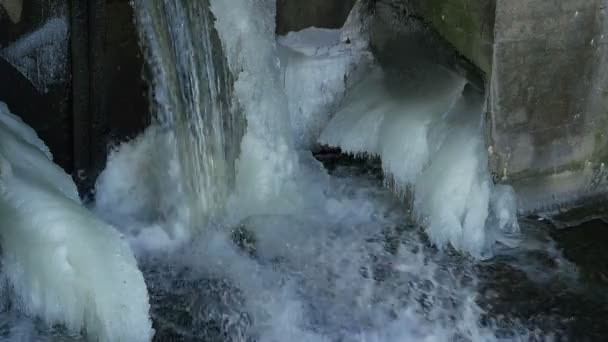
488 0 608 209
413 0 495 74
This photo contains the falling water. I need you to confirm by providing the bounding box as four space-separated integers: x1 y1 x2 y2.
132 0 244 226
2 0 607 341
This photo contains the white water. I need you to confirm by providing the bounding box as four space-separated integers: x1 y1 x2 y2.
131 0 244 227
92 1 526 341
0 104 153 341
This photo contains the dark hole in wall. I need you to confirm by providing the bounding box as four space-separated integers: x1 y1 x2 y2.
103 0 150 147
276 0 357 35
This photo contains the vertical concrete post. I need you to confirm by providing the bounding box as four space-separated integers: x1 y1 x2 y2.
70 0 107 193
88 0 108 185
70 0 90 186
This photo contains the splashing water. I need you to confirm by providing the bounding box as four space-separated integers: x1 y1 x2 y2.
131 0 245 227
2 0 603 341
95 0 518 340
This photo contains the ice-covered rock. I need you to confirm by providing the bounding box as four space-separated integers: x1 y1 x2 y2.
1 17 69 92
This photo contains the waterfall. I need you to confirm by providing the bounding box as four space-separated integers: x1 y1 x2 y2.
132 0 245 226
123 0 308 229
107 0 518 256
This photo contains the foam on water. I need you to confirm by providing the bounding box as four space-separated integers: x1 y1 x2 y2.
94 127 191 253
0 103 152 341
146 167 501 341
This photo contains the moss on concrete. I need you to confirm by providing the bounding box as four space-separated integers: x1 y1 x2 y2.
415 0 495 73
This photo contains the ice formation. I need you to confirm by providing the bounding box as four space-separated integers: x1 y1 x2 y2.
319 66 520 258
92 1 523 340
279 0 373 147
209 0 304 217
0 102 77 202
0 0 23 23
1 17 68 92
0 103 153 341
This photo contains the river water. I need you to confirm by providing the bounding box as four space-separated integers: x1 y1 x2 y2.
2 153 608 341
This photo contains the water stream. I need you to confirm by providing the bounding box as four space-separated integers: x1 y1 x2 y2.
1 0 607 341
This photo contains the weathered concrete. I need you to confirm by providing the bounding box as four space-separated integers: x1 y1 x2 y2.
0 0 72 170
488 0 608 210
276 0 357 34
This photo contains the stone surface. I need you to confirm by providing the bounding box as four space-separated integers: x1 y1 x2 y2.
488 0 608 210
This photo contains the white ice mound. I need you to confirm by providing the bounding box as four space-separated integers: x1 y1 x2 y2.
0 102 52 160
279 0 374 148
210 0 302 216
319 67 520 258
0 104 78 202
0 103 153 341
